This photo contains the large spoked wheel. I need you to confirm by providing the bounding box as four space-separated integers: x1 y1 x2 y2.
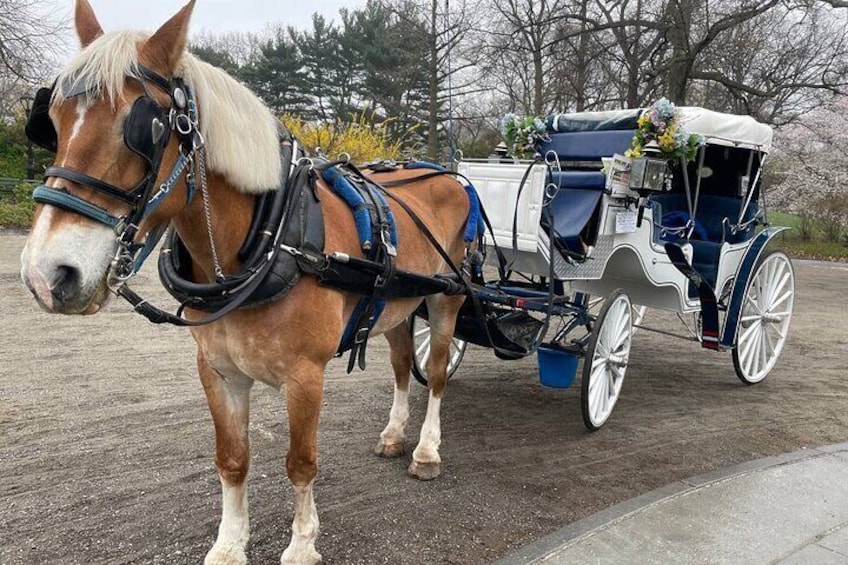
581 290 633 431
410 314 468 387
732 251 795 385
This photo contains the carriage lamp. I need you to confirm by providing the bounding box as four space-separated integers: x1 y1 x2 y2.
629 157 667 192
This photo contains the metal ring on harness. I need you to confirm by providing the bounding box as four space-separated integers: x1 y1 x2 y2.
175 113 193 135
338 152 351 164
297 157 314 171
453 149 464 163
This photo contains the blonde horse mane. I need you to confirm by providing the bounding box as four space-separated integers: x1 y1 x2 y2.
55 31 282 193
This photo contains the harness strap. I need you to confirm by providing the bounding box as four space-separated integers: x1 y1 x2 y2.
32 185 121 229
339 166 398 371
45 166 143 205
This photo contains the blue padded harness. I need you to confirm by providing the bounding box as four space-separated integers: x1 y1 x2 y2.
322 166 398 252
404 161 484 243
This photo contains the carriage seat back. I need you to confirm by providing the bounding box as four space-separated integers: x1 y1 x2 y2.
537 130 635 161
649 193 759 244
548 171 607 190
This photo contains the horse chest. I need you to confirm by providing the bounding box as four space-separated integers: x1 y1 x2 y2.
194 328 289 388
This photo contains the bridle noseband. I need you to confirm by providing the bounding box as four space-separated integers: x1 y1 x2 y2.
25 64 204 284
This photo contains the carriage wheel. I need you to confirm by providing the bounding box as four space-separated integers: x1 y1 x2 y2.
631 304 647 335
410 314 468 387
581 290 633 431
732 251 795 385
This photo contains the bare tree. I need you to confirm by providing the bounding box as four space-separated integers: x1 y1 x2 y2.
0 0 67 115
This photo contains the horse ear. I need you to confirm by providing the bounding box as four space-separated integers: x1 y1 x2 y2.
142 0 196 73
75 0 104 47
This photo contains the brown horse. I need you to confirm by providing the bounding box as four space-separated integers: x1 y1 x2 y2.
20 1 471 563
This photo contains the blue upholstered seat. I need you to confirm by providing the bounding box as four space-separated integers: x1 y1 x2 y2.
649 193 759 292
537 130 635 161
649 193 759 244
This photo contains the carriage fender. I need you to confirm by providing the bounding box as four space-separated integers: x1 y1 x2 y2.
720 227 790 348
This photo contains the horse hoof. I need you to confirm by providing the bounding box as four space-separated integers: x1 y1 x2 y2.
408 460 441 481
205 543 247 565
375 440 405 458
281 546 322 565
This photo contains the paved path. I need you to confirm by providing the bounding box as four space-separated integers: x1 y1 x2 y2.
500 443 848 564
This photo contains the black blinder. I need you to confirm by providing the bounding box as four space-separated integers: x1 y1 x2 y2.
123 96 170 166
25 86 58 153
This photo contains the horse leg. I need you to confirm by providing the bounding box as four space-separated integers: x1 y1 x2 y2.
408 294 464 481
200 353 254 565
281 360 324 565
375 323 412 458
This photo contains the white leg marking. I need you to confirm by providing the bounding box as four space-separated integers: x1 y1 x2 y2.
205 479 249 565
379 385 409 447
412 392 442 464
281 480 321 565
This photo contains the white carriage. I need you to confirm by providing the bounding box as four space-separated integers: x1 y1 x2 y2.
412 107 795 430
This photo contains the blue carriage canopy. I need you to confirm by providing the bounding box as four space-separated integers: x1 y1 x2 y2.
545 107 774 153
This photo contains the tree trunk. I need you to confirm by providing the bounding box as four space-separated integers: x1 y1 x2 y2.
664 0 693 104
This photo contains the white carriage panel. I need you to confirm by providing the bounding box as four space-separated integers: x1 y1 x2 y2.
552 199 698 313
458 162 547 253
715 242 747 298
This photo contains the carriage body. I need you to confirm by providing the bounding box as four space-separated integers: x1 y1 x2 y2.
414 107 796 429
459 107 775 316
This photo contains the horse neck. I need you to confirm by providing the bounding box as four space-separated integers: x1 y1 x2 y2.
171 172 256 283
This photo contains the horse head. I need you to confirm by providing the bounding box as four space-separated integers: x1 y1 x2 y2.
21 0 198 315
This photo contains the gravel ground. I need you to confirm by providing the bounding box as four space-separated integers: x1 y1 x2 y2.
2 233 847 564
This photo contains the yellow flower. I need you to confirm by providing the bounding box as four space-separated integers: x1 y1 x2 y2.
625 145 642 158
637 114 650 127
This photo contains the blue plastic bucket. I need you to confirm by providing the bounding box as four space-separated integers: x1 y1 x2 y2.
537 345 579 388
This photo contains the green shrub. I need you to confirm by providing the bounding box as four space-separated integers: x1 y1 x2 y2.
797 213 816 242
0 182 36 229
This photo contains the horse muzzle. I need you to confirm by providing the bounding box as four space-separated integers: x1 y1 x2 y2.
22 259 106 315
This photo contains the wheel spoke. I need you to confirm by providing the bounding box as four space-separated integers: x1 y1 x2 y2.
766 271 791 307
743 294 762 315
739 318 760 344
769 289 793 311
415 335 431 358
744 326 761 376
763 323 776 356
768 310 792 319
759 329 769 374
414 326 430 338
600 370 611 414
740 325 758 373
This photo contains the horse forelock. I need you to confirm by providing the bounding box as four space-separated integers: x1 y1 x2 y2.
54 30 283 194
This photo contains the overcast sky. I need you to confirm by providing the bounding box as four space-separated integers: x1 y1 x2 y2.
49 0 366 37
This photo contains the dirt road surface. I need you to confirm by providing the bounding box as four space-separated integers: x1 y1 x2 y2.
2 232 847 564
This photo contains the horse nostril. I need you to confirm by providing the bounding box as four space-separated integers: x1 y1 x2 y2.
51 265 82 305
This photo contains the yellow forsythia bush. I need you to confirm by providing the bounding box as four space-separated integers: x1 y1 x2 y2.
281 113 413 164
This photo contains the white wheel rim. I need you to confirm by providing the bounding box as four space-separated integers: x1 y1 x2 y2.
587 295 632 427
735 253 794 383
412 317 466 380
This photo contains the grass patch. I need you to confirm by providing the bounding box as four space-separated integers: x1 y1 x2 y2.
767 211 848 262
